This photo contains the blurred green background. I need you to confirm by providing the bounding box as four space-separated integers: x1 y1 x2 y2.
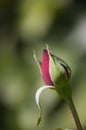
0 0 86 130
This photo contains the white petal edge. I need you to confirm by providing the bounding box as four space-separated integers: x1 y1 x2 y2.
35 85 55 126
35 85 55 109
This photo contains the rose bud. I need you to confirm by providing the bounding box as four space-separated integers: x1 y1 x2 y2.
34 45 72 126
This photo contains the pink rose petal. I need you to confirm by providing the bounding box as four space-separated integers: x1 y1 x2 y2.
42 49 53 85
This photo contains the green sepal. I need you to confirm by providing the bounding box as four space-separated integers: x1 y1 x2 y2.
35 85 55 126
55 83 72 101
48 50 72 101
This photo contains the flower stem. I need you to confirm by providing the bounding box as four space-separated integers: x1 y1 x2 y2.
67 98 83 130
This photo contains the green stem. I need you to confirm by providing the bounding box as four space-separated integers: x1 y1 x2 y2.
67 98 83 130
